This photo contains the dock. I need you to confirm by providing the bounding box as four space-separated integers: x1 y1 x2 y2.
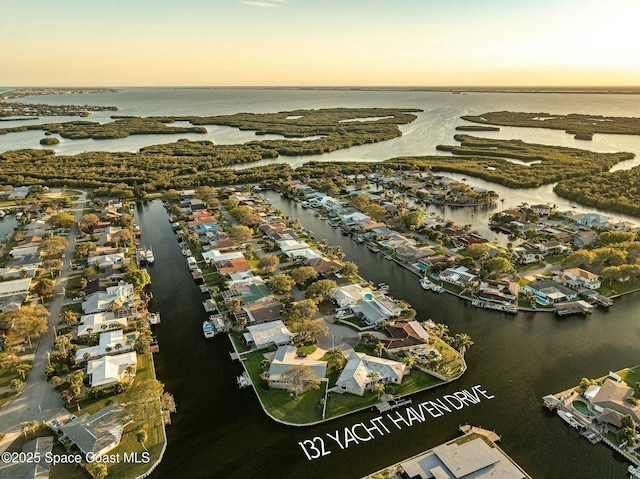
459 424 501 442
375 397 412 413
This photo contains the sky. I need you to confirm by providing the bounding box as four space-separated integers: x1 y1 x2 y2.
2 0 640 87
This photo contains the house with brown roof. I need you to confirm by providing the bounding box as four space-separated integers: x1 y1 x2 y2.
591 378 640 423
381 320 432 353
563 267 602 290
218 257 252 276
306 257 341 274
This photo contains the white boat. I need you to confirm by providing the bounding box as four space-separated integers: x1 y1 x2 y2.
148 312 161 325
557 410 581 429
181 248 188 256
629 465 640 479
0 210 5 218
146 246 155 264
129 203 135 212
237 371 251 388
203 320 215 338
420 277 445 293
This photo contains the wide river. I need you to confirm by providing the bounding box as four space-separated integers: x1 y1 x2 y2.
6 88 640 478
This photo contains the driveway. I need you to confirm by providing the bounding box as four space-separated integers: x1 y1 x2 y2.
0 192 86 452
316 319 360 351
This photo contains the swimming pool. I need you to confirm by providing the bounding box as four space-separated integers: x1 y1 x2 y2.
572 399 595 417
413 263 428 271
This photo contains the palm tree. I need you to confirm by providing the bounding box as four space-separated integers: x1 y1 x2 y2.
136 429 148 451
453 333 474 355
326 348 347 371
366 371 380 390
374 383 386 400
374 342 385 358
60 310 78 326
403 354 417 370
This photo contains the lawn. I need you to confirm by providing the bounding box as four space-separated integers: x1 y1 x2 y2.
618 365 640 395
69 354 166 479
598 280 640 297
242 350 325 423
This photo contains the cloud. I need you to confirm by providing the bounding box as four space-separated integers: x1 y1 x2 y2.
243 1 281 7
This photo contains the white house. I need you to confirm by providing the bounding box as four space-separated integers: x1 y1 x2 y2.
75 330 133 362
267 345 327 390
243 320 292 350
330 284 373 308
88 253 127 269
81 282 134 314
87 351 137 387
563 267 602 290
335 352 406 396
77 312 129 337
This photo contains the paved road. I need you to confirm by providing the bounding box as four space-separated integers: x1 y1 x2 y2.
0 192 86 452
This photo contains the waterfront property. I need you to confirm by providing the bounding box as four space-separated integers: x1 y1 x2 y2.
334 352 406 396
364 428 531 479
58 402 129 459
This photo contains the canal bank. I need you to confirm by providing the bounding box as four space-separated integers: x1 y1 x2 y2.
135 198 636 479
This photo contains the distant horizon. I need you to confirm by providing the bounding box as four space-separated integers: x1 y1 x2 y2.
3 0 640 87
4 85 640 91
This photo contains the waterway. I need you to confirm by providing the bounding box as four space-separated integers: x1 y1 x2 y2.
135 197 637 479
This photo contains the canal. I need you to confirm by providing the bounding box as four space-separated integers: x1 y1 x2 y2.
134 198 637 479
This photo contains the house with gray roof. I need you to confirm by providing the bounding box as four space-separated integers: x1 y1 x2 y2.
0 436 53 479
401 434 529 479
243 320 292 350
334 352 406 396
267 345 327 390
58 403 129 459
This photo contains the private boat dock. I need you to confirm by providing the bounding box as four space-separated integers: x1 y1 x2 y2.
459 424 501 442
375 397 412 412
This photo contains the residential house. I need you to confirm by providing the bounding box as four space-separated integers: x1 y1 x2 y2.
242 299 284 324
438 266 477 285
563 267 602 290
590 378 640 424
578 213 612 228
350 294 403 326
512 244 544 265
243 320 292 349
401 435 528 479
86 351 137 387
334 352 406 396
76 311 132 337
330 284 373 308
381 320 434 355
81 282 134 314
267 345 327 390
572 230 600 248
523 280 578 305
530 204 552 216
58 403 129 459
0 436 54 479
306 257 342 274
75 330 134 362
88 253 128 270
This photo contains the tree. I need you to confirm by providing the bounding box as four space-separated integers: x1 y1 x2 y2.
136 429 148 451
374 383 386 400
267 274 296 294
351 194 371 211
305 279 337 303
484 256 514 275
39 235 68 257
290 266 318 285
80 213 100 231
366 371 380 390
42 259 63 274
11 378 23 391
227 225 253 243
281 365 321 399
11 306 50 349
60 310 78 326
112 229 134 247
402 210 424 230
258 254 280 273
403 354 417 370
563 250 595 268
289 318 328 343
452 333 474 355
16 363 32 380
374 342 385 358
123 267 151 291
161 392 177 413
326 347 347 371
34 279 56 300
284 300 318 323
74 241 95 258
363 204 387 221
125 378 165 426
47 212 76 229
85 462 108 479
340 261 358 277
465 243 490 260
